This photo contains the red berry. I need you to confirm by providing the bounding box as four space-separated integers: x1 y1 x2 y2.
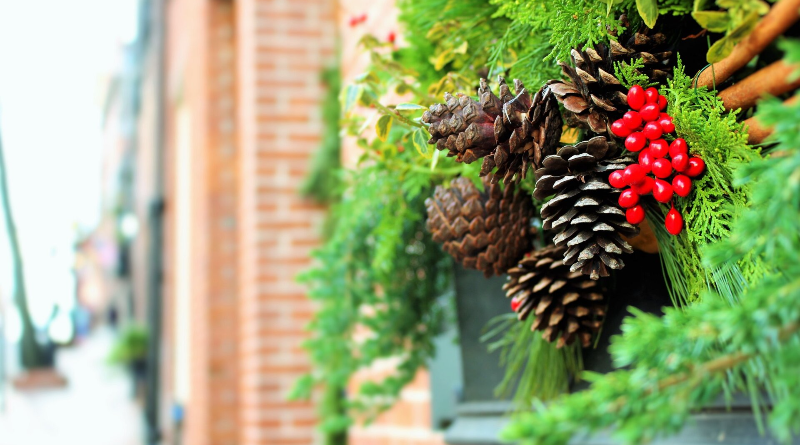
609 170 626 189
665 206 683 235
645 87 659 104
626 205 646 225
640 104 660 122
623 164 647 185
638 149 654 173
652 158 673 178
623 111 643 130
672 152 689 172
611 119 632 138
685 157 705 177
643 122 663 140
625 132 646 152
358 13 368 22
349 16 359 27
510 298 521 312
672 174 692 197
659 113 672 121
388 31 396 43
633 176 654 195
657 95 668 110
669 138 688 157
659 118 675 133
649 139 669 158
618 189 640 208
653 179 674 203
628 85 645 110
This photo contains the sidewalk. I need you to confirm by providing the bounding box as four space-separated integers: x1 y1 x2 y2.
0 328 143 445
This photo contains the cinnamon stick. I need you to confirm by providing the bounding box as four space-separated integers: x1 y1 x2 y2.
744 95 800 144
695 0 800 89
717 60 800 110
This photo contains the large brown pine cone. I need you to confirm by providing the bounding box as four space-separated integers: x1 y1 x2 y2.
425 176 534 277
548 26 674 135
534 136 638 280
504 244 606 348
422 77 562 184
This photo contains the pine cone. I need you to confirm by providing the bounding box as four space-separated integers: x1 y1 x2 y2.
425 176 534 277
548 27 673 135
422 77 562 184
504 244 606 348
534 136 638 280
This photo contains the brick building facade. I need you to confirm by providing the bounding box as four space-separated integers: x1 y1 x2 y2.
104 0 447 444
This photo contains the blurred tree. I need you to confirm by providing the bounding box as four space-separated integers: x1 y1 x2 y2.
0 123 49 368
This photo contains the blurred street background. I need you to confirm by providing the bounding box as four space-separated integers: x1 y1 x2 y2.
0 0 442 444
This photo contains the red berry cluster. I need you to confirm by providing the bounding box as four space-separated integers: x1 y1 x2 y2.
609 85 706 236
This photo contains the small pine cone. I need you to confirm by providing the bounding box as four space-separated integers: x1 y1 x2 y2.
504 244 606 348
425 176 534 277
422 77 562 184
547 25 673 135
534 136 638 280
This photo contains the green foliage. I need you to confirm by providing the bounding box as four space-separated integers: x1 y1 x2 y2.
302 67 342 203
482 314 583 405
486 0 698 79
614 57 659 89
397 0 561 90
294 22 480 437
636 0 660 27
108 324 148 365
489 0 632 63
655 57 768 304
691 0 770 62
502 89 800 445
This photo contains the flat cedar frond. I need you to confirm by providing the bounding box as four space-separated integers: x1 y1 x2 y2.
659 57 769 304
488 0 631 62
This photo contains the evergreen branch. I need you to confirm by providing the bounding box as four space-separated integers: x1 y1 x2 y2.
505 82 800 445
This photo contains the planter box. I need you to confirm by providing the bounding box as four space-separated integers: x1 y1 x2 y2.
444 251 775 445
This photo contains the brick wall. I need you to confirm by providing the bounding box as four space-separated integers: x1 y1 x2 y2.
235 0 334 444
159 0 444 444
162 1 239 444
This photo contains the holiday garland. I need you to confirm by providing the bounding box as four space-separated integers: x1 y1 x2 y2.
297 0 800 443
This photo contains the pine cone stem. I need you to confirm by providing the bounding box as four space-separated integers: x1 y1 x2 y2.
718 61 800 110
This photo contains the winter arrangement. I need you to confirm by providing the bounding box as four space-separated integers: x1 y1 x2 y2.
296 1 800 444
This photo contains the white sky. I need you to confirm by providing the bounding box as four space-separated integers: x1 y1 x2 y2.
0 0 139 327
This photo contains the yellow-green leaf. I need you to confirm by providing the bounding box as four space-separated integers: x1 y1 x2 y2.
692 11 731 33
432 49 454 71
693 0 712 12
376 115 393 142
343 85 364 115
727 11 761 41
636 0 659 28
707 35 735 63
395 103 427 111
412 128 431 158
430 149 440 171
353 71 381 85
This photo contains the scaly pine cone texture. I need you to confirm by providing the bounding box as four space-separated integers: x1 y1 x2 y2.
504 244 606 348
422 77 562 184
425 176 534 277
534 136 638 280
548 25 673 135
